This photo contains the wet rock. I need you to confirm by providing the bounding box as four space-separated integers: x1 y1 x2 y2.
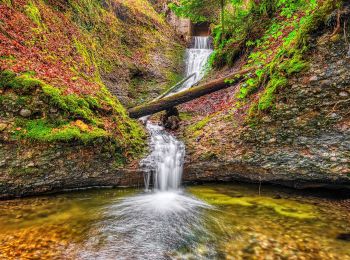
161 107 180 130
164 115 180 130
0 141 144 199
19 109 32 118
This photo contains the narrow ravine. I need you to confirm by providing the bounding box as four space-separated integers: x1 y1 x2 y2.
78 35 217 259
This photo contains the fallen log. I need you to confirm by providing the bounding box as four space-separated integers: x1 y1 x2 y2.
128 67 254 118
156 73 196 100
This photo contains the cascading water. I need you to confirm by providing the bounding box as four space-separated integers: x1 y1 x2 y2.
142 36 213 191
141 123 185 191
176 36 213 93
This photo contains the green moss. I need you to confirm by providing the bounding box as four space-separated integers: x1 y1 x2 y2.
13 119 108 143
0 71 41 94
179 112 193 121
0 0 12 6
199 151 218 161
165 71 183 91
1 70 146 158
73 38 93 67
282 53 309 75
25 0 46 30
188 116 211 132
0 71 98 124
0 54 15 60
198 0 339 114
258 75 287 111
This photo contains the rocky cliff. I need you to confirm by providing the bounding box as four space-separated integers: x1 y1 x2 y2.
180 5 350 189
0 0 184 198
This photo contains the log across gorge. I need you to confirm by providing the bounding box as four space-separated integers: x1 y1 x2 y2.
128 68 253 119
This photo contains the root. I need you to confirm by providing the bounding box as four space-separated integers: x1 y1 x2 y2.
331 10 341 37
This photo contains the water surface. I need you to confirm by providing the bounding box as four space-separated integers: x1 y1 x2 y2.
0 184 349 259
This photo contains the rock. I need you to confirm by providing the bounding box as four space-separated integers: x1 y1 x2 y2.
26 162 35 167
337 233 350 241
320 80 332 87
19 109 32 118
329 113 338 119
309 76 318 82
268 138 276 143
262 117 272 123
339 91 348 97
0 123 7 131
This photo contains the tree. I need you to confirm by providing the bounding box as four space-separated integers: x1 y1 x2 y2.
169 0 227 38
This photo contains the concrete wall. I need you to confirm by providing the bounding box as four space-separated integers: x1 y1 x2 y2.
167 11 192 39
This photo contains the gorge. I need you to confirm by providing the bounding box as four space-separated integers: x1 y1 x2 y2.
0 0 350 259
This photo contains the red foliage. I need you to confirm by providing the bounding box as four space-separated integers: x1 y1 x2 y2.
180 85 237 116
0 1 100 95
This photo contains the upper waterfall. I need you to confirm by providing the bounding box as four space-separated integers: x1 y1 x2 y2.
177 36 213 92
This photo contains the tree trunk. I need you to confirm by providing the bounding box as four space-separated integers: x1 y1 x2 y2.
221 0 225 40
128 67 254 118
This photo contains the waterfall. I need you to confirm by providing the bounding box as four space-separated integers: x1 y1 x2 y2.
141 123 185 191
176 36 213 92
141 36 213 191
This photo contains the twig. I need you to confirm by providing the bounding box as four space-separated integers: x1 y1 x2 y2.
331 10 341 37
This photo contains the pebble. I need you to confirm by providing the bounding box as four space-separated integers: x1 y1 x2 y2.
309 76 318 82
268 138 276 143
19 109 32 118
329 113 338 118
26 162 35 167
339 91 348 97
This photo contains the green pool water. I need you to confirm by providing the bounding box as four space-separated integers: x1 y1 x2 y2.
0 184 349 259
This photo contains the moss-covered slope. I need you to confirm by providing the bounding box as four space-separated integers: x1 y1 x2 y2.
0 0 185 163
